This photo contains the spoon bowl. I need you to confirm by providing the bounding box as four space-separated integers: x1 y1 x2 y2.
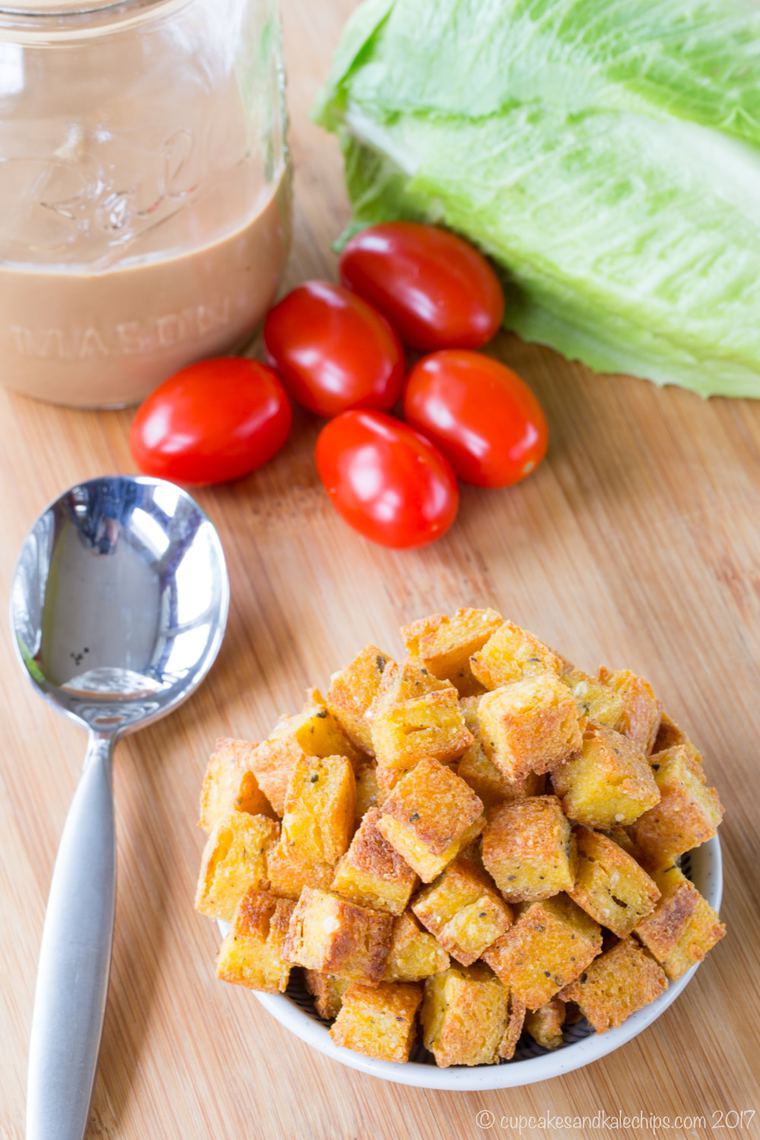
12 474 228 734
11 476 228 1140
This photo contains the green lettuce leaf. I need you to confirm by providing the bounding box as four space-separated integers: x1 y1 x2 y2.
316 0 760 398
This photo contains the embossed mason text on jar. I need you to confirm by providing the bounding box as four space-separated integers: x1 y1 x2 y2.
0 0 290 407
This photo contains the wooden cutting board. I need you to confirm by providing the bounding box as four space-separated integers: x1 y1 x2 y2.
1 2 758 1137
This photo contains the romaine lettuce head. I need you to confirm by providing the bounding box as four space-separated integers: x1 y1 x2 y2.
315 0 760 398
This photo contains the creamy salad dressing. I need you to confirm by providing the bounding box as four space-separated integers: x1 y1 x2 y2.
0 0 290 405
0 175 289 406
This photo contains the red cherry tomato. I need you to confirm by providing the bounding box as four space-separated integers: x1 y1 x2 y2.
339 222 504 351
403 350 547 488
130 357 292 485
263 280 405 418
316 410 458 549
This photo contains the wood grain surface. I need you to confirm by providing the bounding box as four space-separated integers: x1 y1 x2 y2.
1 2 759 1137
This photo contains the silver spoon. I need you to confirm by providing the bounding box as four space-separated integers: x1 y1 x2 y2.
10 475 229 1140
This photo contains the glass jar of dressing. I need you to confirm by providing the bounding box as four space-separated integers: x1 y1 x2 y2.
0 0 290 407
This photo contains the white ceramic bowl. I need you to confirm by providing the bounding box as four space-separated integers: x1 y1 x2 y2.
229 838 722 1090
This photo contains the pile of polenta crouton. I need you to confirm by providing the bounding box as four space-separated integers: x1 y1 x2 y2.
195 607 725 1067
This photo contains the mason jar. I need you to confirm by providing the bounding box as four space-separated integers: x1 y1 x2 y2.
0 0 290 407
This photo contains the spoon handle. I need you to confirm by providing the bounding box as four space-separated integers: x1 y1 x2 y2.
27 733 116 1140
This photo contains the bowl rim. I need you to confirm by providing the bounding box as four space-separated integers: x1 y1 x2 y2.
247 836 722 1090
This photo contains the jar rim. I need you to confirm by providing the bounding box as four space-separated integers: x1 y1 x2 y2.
0 0 155 11
0 0 167 15
0 0 188 36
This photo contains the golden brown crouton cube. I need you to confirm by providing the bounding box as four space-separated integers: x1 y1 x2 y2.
481 796 575 903
569 827 660 937
330 982 422 1062
478 675 582 782
371 687 473 790
483 895 602 1010
456 695 545 806
369 658 453 715
375 762 397 807
421 964 516 1066
401 607 503 695
552 724 660 829
216 889 294 993
267 843 334 902
602 825 643 860
304 971 349 1020
653 712 702 762
284 887 393 983
470 621 565 691
198 738 274 831
376 758 485 882
266 843 334 900
266 754 355 898
525 999 566 1050
249 701 358 814
384 912 450 982
632 746 724 864
500 991 528 1061
354 759 379 821
412 858 512 966
597 667 662 754
195 811 279 922
282 754 355 865
457 746 545 807
559 939 667 1032
635 864 725 979
327 644 394 754
332 807 418 915
561 670 625 729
